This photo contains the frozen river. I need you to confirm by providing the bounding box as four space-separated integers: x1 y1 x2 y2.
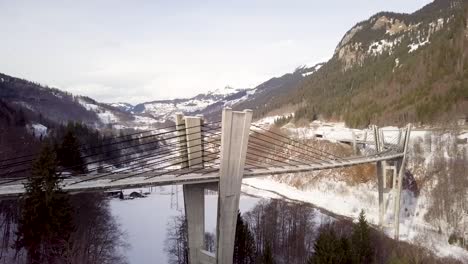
110 186 261 264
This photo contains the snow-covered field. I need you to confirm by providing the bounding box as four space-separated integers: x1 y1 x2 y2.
255 114 465 144
242 177 468 261
108 116 468 263
110 186 261 264
28 123 48 138
249 115 468 261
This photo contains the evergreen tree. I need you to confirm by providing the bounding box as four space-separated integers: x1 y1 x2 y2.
15 144 74 263
57 128 86 174
351 210 373 264
262 242 274 264
309 227 351 264
233 211 256 264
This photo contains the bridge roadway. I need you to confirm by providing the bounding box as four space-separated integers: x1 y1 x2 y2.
0 150 403 199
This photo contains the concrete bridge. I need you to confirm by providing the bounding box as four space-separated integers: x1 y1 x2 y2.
0 108 411 264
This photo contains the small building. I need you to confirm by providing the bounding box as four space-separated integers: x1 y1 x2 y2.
457 115 467 126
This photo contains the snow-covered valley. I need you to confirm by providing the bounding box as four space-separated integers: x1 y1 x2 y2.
248 115 468 261
110 187 262 264
106 116 468 263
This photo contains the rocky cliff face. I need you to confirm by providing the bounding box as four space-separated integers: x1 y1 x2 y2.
334 0 460 71
244 0 468 127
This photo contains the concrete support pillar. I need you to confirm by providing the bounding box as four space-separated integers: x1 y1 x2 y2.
351 130 357 155
379 128 385 147
175 113 188 169
185 116 203 168
381 128 388 210
383 164 388 189
184 183 206 264
373 125 385 229
392 160 398 190
397 129 403 149
376 162 384 228
216 108 252 264
393 124 412 240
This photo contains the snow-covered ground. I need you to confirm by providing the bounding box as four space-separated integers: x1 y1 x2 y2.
110 184 337 264
242 177 468 261
108 116 467 263
28 123 48 138
408 38 430 53
131 86 255 123
255 115 454 144
78 98 119 125
253 113 294 127
110 186 261 264
249 116 468 261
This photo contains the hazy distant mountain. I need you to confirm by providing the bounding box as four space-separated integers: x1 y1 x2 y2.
109 102 134 112
0 63 319 130
0 73 160 130
126 86 253 121
114 65 322 121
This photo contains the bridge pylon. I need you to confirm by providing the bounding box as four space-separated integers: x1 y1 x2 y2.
393 124 412 240
177 108 252 264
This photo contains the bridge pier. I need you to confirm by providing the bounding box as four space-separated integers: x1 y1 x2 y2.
373 126 385 229
184 184 207 263
374 125 411 239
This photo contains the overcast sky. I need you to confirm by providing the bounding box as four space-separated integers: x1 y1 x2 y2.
0 0 432 104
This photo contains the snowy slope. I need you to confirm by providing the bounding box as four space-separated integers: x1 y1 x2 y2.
127 86 255 122
247 118 468 261
242 177 468 262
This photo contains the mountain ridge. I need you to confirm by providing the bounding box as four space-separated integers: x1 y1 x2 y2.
239 0 468 127
111 65 321 121
2 1 467 129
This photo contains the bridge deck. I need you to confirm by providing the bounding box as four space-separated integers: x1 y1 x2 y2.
0 151 403 198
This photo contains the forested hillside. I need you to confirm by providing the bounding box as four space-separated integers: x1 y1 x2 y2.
0 73 135 127
246 0 468 127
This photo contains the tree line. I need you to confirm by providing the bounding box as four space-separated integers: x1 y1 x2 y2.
0 125 129 263
166 199 461 264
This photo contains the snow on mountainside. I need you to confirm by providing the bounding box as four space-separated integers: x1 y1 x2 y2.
0 72 166 131
77 97 165 130
78 98 120 125
334 1 457 71
255 0 468 127
301 62 325 77
125 86 255 122
116 61 324 122
110 102 134 112
1 61 324 131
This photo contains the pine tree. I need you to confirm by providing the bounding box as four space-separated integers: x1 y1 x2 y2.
262 242 274 264
57 128 86 174
15 144 74 263
309 227 351 264
233 211 256 264
351 210 373 264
